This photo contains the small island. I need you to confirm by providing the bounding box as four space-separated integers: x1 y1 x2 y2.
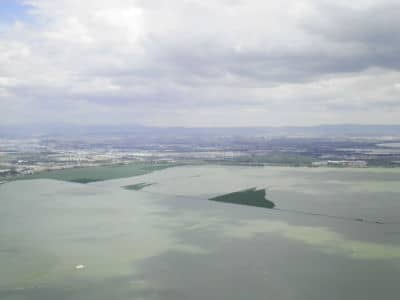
209 188 275 209
123 182 154 191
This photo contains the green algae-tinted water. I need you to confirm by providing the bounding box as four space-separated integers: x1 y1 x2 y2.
1 165 400 299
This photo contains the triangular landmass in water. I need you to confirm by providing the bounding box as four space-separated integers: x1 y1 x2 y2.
123 182 154 190
209 188 275 209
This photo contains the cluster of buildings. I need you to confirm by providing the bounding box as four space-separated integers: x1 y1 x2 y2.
312 160 367 167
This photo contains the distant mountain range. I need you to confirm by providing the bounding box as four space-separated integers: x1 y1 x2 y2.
1 124 400 138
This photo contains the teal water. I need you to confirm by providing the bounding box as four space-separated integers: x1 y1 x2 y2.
1 165 400 299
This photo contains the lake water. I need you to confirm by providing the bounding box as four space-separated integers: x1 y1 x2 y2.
1 165 400 299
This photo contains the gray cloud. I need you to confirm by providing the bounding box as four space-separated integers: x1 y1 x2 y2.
303 2 400 71
1 0 400 126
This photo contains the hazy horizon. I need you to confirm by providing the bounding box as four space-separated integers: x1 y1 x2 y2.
3 123 400 139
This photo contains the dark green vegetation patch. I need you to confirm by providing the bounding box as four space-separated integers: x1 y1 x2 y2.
209 188 275 209
17 162 177 183
69 178 104 183
123 182 154 190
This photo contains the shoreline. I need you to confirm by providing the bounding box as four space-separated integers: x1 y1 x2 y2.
2 160 400 185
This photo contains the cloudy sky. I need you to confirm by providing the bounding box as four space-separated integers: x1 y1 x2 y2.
1 0 400 127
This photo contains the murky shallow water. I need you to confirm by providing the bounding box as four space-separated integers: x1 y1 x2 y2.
1 165 400 299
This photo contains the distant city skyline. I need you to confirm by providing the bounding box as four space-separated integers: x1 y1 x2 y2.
1 0 400 126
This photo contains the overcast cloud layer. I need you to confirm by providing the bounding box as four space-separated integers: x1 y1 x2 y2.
1 0 400 126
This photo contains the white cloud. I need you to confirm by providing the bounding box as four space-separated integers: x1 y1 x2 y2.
1 0 400 126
